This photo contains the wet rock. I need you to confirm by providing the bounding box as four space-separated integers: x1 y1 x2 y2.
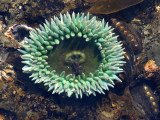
96 87 145 120
0 108 17 120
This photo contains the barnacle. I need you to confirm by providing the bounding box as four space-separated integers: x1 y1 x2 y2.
0 64 16 82
144 60 158 78
19 12 125 98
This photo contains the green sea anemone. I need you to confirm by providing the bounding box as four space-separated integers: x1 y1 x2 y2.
19 12 125 98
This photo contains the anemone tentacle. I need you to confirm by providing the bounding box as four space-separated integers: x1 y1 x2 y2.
19 12 125 98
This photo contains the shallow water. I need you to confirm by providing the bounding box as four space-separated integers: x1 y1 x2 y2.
0 0 160 120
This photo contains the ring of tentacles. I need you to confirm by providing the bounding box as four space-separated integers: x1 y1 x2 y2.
19 12 125 98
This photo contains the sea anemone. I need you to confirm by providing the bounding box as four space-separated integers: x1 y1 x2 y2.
19 12 125 98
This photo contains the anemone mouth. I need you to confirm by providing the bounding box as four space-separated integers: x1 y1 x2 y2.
19 12 125 98
47 35 102 76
